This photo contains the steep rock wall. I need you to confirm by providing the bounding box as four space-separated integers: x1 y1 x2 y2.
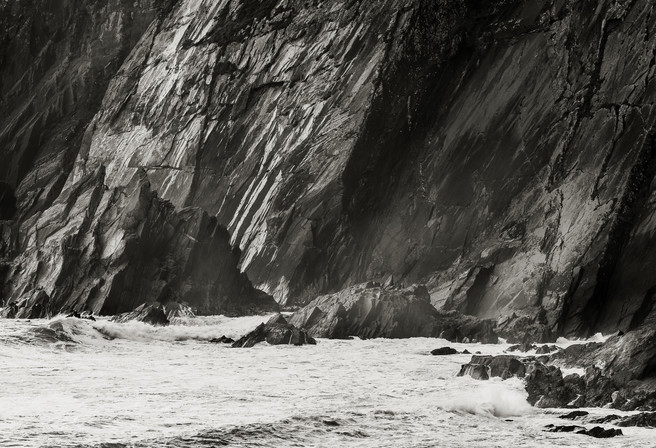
2 0 656 338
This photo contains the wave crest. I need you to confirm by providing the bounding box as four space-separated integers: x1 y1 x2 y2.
436 378 533 418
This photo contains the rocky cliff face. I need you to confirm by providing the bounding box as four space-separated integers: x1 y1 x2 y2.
2 0 656 337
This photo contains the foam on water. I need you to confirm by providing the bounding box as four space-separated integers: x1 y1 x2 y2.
1 317 653 448
436 378 534 418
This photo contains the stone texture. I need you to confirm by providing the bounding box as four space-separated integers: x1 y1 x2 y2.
2 0 656 344
113 302 170 326
431 347 458 356
288 282 498 340
232 314 316 348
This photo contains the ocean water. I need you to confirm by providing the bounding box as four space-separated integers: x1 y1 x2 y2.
0 316 652 448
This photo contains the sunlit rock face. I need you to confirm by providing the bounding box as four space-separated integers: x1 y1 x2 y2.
2 0 656 336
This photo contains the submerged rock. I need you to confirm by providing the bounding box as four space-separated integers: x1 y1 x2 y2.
232 314 316 348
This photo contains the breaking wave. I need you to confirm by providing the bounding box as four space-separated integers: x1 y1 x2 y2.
436 378 533 418
1 314 274 348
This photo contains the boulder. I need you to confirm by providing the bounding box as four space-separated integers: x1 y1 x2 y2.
232 314 316 348
616 412 656 427
289 283 498 341
545 425 622 438
507 343 537 353
580 427 623 438
559 410 589 420
431 347 458 356
457 364 489 381
208 336 235 344
113 303 170 326
536 345 560 354
464 355 527 379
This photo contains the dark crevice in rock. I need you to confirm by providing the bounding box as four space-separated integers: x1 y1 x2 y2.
629 285 656 330
583 132 656 334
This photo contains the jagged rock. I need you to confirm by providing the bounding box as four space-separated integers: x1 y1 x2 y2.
580 427 623 438
3 0 656 345
616 412 656 427
559 411 589 420
536 345 560 354
544 424 584 433
288 284 439 339
209 336 235 344
289 283 498 341
434 310 499 344
3 171 279 318
431 347 458 356
470 355 527 380
507 343 537 353
545 425 622 438
113 303 170 326
232 314 316 348
457 364 489 381
65 311 96 321
163 302 196 321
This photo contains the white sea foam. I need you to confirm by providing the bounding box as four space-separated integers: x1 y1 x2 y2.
555 331 612 346
436 378 533 418
1 319 652 448
92 314 273 342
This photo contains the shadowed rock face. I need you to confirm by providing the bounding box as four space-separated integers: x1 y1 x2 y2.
2 0 656 338
232 314 316 348
288 283 498 341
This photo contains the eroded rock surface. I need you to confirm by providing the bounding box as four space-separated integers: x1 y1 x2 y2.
232 314 316 348
113 302 170 326
2 0 656 340
289 283 498 340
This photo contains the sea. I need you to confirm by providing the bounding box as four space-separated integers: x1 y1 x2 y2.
0 315 653 447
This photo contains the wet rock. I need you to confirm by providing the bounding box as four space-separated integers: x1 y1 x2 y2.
580 427 623 438
113 303 170 326
431 347 458 356
66 311 97 321
536 345 560 354
615 412 656 427
457 364 490 381
232 314 316 348
544 424 584 433
4 0 656 346
209 336 235 344
289 283 497 340
545 425 622 438
468 355 527 380
559 410 589 420
525 362 569 407
591 415 621 424
3 172 278 318
507 343 537 353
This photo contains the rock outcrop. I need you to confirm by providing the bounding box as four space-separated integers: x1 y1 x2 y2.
3 0 656 343
113 302 170 326
289 282 498 341
232 314 316 348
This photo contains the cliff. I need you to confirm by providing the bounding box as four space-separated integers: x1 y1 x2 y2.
2 0 656 337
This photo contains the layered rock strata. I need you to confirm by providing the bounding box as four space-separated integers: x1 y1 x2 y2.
289 282 498 341
2 0 656 341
